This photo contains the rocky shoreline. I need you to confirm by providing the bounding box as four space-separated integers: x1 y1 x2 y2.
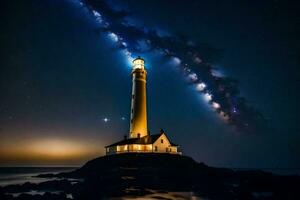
1 153 300 199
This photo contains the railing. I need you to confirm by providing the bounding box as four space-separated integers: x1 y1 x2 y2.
106 150 182 155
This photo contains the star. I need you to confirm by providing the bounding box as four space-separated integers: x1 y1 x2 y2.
103 118 110 122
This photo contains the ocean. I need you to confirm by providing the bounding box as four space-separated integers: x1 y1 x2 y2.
1 167 299 187
0 167 203 199
0 167 299 199
0 167 77 186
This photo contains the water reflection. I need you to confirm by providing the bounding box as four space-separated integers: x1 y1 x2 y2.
0 167 76 186
111 188 206 200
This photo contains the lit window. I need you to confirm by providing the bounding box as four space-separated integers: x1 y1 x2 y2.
132 57 145 70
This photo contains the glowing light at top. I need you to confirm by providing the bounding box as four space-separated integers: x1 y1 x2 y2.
132 56 145 70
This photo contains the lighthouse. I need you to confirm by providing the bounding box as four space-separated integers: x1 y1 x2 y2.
129 56 148 138
105 56 181 155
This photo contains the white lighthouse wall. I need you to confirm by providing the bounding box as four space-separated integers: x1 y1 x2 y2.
153 134 177 153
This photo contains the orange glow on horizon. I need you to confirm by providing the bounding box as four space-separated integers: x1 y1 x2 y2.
0 136 107 166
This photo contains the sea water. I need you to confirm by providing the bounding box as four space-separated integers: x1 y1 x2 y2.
0 167 76 186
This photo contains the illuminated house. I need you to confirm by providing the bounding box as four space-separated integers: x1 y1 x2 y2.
105 57 181 155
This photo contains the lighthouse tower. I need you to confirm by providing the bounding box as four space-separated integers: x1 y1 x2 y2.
129 56 148 138
105 56 181 155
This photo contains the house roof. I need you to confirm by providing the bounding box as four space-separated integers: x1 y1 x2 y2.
105 133 178 148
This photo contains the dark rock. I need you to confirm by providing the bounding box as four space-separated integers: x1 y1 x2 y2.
2 153 300 199
3 182 37 193
0 193 14 200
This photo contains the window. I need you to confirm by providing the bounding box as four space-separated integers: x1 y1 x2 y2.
137 133 140 138
155 146 158 151
161 139 163 143
166 147 168 152
132 95 135 99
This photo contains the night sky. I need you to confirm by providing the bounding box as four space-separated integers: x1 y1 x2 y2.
1 0 299 168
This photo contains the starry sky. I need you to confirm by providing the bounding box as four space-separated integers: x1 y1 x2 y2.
1 0 299 167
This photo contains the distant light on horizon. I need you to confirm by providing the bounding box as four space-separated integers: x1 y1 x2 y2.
0 136 106 166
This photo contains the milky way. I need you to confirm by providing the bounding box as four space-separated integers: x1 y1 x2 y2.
79 0 267 134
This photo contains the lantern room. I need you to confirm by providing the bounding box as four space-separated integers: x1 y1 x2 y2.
132 56 145 70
